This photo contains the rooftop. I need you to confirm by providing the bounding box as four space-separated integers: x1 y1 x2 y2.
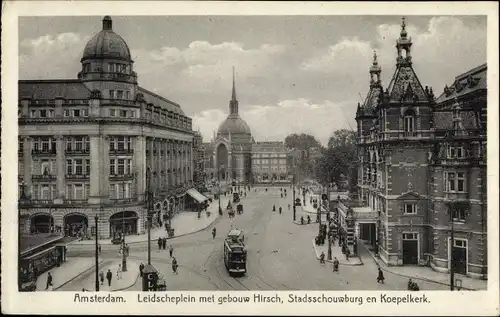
20 233 64 255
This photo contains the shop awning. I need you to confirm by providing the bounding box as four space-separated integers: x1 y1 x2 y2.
186 188 208 204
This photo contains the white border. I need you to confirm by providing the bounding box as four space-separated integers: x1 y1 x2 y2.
2 1 499 316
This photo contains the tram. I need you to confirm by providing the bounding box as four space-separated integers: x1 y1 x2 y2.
223 236 247 276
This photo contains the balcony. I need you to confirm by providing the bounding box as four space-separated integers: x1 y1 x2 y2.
64 199 89 205
32 149 56 156
65 173 90 180
109 148 134 155
108 197 137 204
66 149 90 156
32 174 57 181
109 174 135 181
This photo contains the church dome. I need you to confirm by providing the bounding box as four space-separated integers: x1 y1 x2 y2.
217 116 252 135
82 16 131 62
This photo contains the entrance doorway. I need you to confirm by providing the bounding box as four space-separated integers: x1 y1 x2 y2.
402 232 419 265
452 239 467 275
30 214 54 234
109 211 138 237
64 213 89 237
360 223 377 247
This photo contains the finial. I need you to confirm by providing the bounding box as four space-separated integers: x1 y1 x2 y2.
400 16 407 38
103 16 113 30
373 50 378 65
232 66 237 102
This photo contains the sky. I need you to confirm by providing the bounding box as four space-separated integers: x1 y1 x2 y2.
19 15 487 145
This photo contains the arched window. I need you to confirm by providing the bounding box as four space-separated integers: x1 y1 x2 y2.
403 109 416 136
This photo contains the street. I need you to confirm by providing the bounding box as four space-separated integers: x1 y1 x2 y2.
59 187 449 291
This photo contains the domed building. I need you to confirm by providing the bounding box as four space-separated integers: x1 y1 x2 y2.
18 16 198 240
213 68 253 184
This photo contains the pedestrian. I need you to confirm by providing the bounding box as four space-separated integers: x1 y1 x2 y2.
288 204 290 210
377 267 385 284
319 251 325 265
169 244 174 258
139 263 145 278
125 244 130 255
99 270 104 285
345 247 350 261
172 257 178 274
333 257 339 272
117 264 122 280
158 237 162 250
45 272 53 290
106 269 112 287
98 244 102 254
279 206 282 214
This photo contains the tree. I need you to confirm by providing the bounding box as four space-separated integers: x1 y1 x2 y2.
316 129 357 189
285 133 322 179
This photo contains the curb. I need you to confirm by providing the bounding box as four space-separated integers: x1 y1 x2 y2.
311 238 364 266
70 210 223 246
292 221 317 226
360 243 479 291
112 273 140 292
53 259 106 291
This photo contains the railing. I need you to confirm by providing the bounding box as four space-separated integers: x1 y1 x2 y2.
109 174 135 181
32 149 56 155
65 149 90 155
32 174 57 180
65 174 90 180
109 197 137 204
109 149 134 155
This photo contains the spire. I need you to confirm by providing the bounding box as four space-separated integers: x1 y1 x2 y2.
370 50 381 86
400 17 407 39
229 67 239 116
396 16 412 66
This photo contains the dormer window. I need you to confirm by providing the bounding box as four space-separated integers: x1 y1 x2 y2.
447 145 465 159
403 109 415 135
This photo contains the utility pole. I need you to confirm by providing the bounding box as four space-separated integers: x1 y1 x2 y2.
292 155 297 221
146 166 152 265
121 181 127 272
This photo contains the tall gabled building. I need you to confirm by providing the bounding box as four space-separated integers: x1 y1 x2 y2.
355 18 487 279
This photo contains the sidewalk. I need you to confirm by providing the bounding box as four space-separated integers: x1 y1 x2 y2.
36 257 103 291
362 243 487 290
72 197 228 246
93 260 141 291
311 238 363 266
301 193 327 214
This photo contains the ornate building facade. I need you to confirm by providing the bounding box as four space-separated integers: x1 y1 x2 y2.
355 18 487 279
251 142 291 184
213 68 253 184
18 16 195 239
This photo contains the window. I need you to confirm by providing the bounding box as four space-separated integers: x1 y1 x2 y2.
108 63 115 73
404 204 416 215
403 111 415 133
73 109 81 117
75 137 83 151
129 110 135 118
451 206 466 222
117 90 123 99
64 109 70 117
402 233 418 240
19 140 24 154
85 137 90 152
117 159 125 175
445 171 466 192
30 110 37 118
127 159 132 174
41 160 50 175
66 159 73 175
110 159 116 175
120 110 127 117
117 136 125 150
110 90 115 99
110 109 116 117
41 185 51 200
127 138 132 150
85 159 91 175
75 159 83 175
74 184 84 199
82 109 88 117
125 91 130 100
66 139 72 151
40 110 47 118
41 138 50 152
448 145 465 159
48 110 54 117
454 239 466 248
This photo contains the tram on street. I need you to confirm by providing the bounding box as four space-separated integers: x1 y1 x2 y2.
223 236 247 276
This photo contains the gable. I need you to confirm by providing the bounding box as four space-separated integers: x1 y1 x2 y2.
396 191 423 200
387 66 428 103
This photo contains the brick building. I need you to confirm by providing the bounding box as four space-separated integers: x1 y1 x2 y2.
251 141 291 184
18 16 197 239
355 18 487 279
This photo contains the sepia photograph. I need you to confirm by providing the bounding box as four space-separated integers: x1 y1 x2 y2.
2 1 499 316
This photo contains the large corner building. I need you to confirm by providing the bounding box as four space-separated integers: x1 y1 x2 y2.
18 16 198 239
354 18 487 278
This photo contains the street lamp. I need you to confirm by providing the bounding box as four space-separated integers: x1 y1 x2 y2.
218 164 225 215
146 167 153 265
121 181 127 272
94 214 99 291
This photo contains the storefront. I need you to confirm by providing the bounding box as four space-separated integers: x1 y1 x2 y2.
30 214 54 234
186 188 209 211
63 213 89 238
109 211 138 236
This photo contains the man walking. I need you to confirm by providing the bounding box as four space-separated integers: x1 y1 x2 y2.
45 272 53 290
106 269 113 287
169 244 174 258
99 270 104 285
158 237 162 250
139 263 145 277
163 238 167 250
279 206 282 215
319 251 325 265
377 267 385 284
172 257 178 274
333 257 339 272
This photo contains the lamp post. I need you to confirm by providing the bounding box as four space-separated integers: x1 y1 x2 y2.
94 214 99 291
218 165 224 215
292 156 297 222
146 166 153 265
121 181 127 272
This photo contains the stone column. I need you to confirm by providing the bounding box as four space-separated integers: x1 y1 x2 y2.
156 138 161 190
101 136 110 200
164 140 168 190
89 135 102 204
147 137 154 192
23 136 33 196
166 140 171 188
55 135 65 203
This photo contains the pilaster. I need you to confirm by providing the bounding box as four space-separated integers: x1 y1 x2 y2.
55 135 65 203
23 136 33 194
134 135 146 202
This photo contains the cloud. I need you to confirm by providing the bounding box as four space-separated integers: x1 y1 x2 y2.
19 33 91 79
193 99 357 146
302 16 486 97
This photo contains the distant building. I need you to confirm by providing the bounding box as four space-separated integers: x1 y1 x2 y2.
354 18 487 279
251 141 290 184
192 131 205 186
18 16 197 239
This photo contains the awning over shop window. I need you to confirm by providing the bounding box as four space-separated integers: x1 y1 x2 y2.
186 188 208 204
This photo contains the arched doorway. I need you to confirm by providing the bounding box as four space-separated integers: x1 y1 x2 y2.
30 214 54 234
216 144 228 180
109 211 138 237
64 213 89 238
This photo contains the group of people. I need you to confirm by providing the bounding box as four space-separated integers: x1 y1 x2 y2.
97 268 119 287
157 237 174 257
272 205 283 215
